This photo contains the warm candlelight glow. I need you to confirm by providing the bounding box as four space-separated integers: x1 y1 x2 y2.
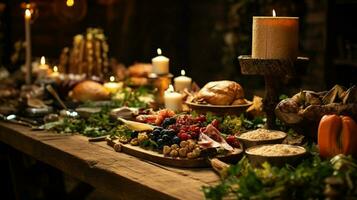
53 66 58 72
166 84 174 93
157 48 162 55
110 76 115 82
25 9 31 19
181 70 186 76
66 0 74 7
40 56 46 65
272 9 276 17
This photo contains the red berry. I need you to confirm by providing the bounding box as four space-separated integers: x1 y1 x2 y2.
211 119 220 128
226 135 236 144
226 135 240 148
190 131 199 139
195 115 206 123
179 132 190 141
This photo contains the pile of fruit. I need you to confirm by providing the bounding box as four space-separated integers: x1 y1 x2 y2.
114 111 249 159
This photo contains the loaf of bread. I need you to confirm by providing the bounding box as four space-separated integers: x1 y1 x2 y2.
128 63 152 77
70 80 110 102
195 80 244 105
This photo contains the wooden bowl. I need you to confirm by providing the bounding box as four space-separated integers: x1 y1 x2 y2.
245 144 307 167
185 102 252 116
237 130 287 150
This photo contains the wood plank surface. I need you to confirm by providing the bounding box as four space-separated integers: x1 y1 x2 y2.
0 122 219 200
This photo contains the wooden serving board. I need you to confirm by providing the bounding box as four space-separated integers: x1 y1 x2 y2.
106 138 243 168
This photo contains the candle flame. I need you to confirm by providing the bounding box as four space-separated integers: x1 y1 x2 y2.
181 70 185 76
40 56 46 65
157 48 162 55
25 9 31 19
110 76 115 82
272 9 276 17
66 0 74 7
53 66 58 72
166 84 174 93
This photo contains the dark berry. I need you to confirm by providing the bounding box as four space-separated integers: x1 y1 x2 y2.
154 127 163 131
152 129 161 135
167 129 177 137
162 117 176 128
172 136 180 144
157 138 164 149
131 131 139 138
162 134 170 142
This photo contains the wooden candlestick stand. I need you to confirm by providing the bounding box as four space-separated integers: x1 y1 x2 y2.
238 55 309 129
148 73 173 108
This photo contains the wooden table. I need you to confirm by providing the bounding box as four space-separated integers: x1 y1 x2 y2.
0 122 219 200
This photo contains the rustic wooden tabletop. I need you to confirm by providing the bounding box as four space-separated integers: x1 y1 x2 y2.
0 122 219 200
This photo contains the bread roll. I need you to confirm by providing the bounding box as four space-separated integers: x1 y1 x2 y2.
70 80 110 102
128 63 152 77
196 80 244 105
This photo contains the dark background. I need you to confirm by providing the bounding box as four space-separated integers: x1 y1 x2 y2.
0 0 356 96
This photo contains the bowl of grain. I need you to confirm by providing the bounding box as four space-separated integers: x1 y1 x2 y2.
237 129 287 149
245 144 306 167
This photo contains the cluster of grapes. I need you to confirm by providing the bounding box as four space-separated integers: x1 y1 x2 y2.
167 115 207 141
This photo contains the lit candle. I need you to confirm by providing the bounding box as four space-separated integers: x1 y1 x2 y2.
24 8 32 84
152 48 169 75
104 76 122 94
37 56 50 78
49 66 61 82
164 85 183 111
174 69 192 92
252 9 299 59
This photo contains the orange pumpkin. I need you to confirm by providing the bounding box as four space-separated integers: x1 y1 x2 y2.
318 114 357 158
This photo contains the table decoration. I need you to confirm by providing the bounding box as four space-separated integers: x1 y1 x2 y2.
103 76 122 94
252 10 298 59
164 85 183 111
24 7 32 84
152 48 169 75
174 69 192 92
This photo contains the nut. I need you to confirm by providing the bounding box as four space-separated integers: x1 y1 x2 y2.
130 138 139 146
114 143 122 152
137 133 149 143
179 148 187 157
186 152 195 159
163 146 171 156
171 144 179 150
170 149 179 157
180 141 188 148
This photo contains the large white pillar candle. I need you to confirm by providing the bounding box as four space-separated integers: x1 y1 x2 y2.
152 48 169 75
24 8 32 84
174 70 192 92
164 85 183 111
252 10 299 60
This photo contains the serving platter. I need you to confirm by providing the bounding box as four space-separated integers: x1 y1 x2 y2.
186 101 252 115
106 137 243 168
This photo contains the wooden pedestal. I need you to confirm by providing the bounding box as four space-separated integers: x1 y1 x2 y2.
238 55 309 129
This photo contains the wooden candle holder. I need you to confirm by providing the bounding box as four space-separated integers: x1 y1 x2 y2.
148 73 173 107
238 55 309 129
